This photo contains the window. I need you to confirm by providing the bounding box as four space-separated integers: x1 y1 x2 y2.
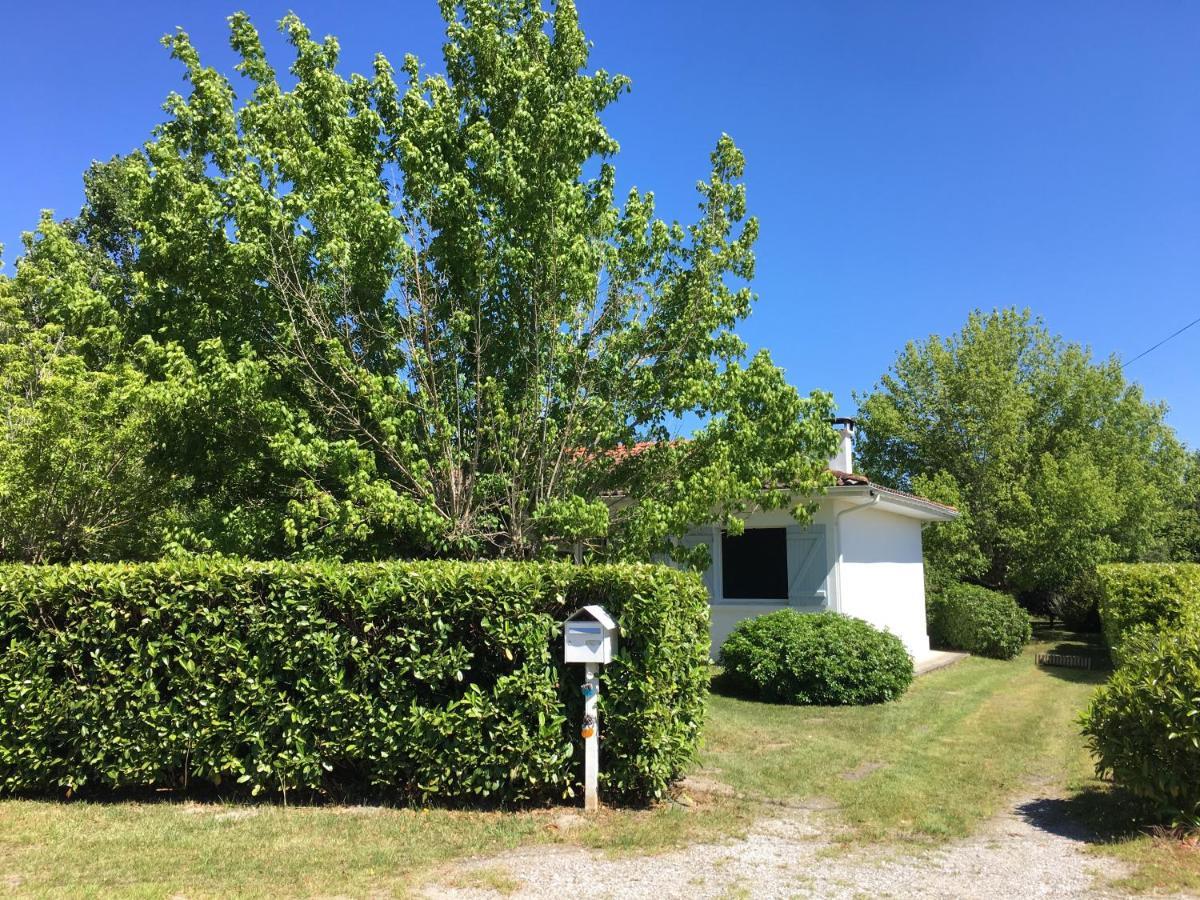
721 527 788 600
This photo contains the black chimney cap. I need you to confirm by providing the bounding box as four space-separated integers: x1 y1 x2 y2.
832 416 857 428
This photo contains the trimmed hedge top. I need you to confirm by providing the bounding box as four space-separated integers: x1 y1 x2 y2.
1096 563 1200 661
0 559 710 805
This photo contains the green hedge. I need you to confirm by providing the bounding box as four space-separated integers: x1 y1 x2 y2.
927 582 1031 660
0 559 710 805
1096 563 1200 662
719 610 913 705
1080 617 1200 825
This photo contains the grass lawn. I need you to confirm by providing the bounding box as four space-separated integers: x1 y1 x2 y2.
702 635 1100 842
1 634 1196 897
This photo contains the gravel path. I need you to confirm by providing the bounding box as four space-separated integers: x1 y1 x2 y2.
423 794 1144 899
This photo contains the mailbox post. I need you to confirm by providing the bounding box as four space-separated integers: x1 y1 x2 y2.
563 605 618 812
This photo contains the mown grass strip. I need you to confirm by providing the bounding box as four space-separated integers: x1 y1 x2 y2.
701 642 1103 842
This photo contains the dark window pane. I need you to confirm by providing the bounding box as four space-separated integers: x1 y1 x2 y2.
721 528 788 600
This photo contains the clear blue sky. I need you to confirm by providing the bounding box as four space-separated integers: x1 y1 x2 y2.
3 1 1199 445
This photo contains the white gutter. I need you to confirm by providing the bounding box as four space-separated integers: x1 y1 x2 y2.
832 489 880 614
827 483 957 521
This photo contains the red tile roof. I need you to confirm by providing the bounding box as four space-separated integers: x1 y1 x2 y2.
579 445 957 513
829 470 957 513
601 441 662 462
572 440 674 464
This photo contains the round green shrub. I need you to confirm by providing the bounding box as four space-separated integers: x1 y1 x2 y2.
928 582 1031 660
718 610 914 705
1080 619 1200 825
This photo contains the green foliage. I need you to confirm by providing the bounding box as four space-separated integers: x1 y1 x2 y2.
718 610 913 706
1045 571 1103 632
532 496 610 550
1164 451 1200 564
0 559 709 805
911 472 986 595
0 1 836 563
927 582 1031 660
1095 563 1200 662
856 309 1187 604
0 278 171 562
1081 620 1200 826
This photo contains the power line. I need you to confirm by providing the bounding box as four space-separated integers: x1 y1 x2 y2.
1121 313 1200 369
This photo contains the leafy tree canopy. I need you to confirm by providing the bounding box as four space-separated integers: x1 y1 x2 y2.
0 0 835 563
1165 450 1200 563
855 308 1189 603
0 275 169 562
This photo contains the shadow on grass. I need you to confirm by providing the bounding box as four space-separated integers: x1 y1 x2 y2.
1031 624 1104 645
7 782 396 809
708 668 747 700
1016 785 1161 846
709 666 834 705
708 668 792 705
1029 627 1112 683
1032 663 1109 686
7 779 579 812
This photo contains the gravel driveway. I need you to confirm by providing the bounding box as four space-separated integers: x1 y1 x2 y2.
423 793 1147 899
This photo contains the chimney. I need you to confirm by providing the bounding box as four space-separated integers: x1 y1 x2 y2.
829 417 856 474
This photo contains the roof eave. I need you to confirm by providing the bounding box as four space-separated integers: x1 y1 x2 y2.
825 484 959 521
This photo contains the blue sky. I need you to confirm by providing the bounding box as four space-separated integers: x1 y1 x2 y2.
3 1 1199 445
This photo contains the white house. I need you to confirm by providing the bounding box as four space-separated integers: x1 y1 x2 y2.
684 419 957 661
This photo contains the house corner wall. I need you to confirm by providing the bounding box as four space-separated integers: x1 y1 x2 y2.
836 505 932 659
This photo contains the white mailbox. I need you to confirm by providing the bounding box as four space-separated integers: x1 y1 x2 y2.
563 605 618 665
562 604 618 813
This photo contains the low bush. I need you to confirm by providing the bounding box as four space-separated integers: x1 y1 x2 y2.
927 582 1031 660
1096 563 1200 662
1080 618 1200 826
718 610 913 705
0 559 710 805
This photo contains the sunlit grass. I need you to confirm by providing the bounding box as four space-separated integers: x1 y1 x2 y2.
700 638 1104 842
0 794 760 898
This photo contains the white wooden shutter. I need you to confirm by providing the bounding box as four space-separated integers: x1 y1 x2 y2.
681 527 717 601
786 524 828 608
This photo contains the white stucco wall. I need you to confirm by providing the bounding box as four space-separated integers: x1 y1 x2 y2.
835 503 931 659
698 497 933 661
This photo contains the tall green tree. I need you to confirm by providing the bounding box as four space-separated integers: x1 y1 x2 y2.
1165 450 1200 563
3 0 835 562
0 223 170 562
855 309 1187 604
